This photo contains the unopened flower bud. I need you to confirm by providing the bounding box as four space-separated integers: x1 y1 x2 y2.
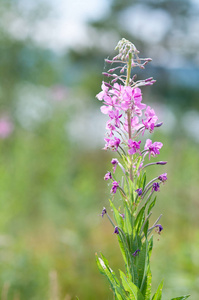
104 82 112 88
102 72 112 77
120 66 125 73
101 207 107 217
145 77 153 82
108 68 116 73
105 59 113 63
155 122 163 128
111 78 118 83
156 161 167 165
113 226 119 234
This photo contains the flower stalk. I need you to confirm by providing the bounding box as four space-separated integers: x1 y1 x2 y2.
95 38 190 300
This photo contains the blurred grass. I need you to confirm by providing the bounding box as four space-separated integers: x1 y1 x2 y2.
0 106 198 299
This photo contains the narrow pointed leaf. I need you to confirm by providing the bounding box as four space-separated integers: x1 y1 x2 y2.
143 219 149 238
141 267 152 300
120 270 144 300
96 254 127 299
148 235 153 259
170 296 190 300
110 200 124 229
137 240 148 290
134 206 145 234
123 203 133 236
147 196 157 215
152 280 164 300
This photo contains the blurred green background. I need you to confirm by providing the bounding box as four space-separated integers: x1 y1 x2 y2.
0 0 199 299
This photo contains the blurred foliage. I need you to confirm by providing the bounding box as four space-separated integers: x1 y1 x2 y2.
0 0 198 299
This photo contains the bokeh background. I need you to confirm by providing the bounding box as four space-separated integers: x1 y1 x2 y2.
0 0 199 299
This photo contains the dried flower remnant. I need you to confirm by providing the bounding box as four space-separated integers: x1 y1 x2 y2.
155 224 163 234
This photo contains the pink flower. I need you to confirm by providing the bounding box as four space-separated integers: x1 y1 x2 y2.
133 88 146 116
100 95 119 114
108 110 122 128
0 117 13 139
120 86 132 111
111 181 119 194
144 139 163 159
105 120 116 137
128 139 141 155
96 81 109 101
142 106 158 133
104 137 121 151
104 172 112 180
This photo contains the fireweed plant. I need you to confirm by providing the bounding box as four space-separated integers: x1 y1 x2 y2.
95 39 190 300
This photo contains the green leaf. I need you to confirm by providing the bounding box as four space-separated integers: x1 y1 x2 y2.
134 206 145 235
134 156 143 175
141 267 152 300
120 270 144 300
147 196 157 215
143 219 149 238
110 200 124 229
137 240 148 290
148 235 153 259
152 280 164 300
123 203 133 236
115 290 129 300
141 172 147 190
170 296 190 300
96 254 127 299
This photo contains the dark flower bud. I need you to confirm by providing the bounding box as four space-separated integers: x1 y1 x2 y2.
156 161 167 165
135 188 142 196
103 82 113 89
113 226 119 234
101 207 107 217
152 182 160 192
158 173 168 182
155 122 163 128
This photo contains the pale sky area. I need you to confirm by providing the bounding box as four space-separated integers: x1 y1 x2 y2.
34 0 111 50
3 0 110 52
2 0 199 59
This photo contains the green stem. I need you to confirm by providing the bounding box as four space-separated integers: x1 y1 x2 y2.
126 52 132 86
